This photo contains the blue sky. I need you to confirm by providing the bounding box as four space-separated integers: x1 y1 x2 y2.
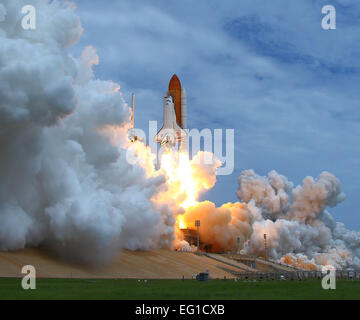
71 0 360 230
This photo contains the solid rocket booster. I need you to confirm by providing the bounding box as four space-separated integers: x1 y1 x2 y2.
180 87 188 151
181 88 187 129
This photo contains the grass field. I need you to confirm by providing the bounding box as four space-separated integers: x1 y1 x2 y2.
0 278 359 300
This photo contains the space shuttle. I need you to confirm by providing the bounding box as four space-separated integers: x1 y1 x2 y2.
154 74 188 150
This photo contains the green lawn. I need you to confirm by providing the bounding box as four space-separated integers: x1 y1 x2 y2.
0 278 359 300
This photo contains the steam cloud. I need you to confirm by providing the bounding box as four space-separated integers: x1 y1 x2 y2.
236 170 360 270
0 0 359 270
0 0 172 264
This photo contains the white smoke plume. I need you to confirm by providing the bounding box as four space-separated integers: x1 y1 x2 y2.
236 170 360 270
289 171 346 223
236 170 293 220
0 0 172 264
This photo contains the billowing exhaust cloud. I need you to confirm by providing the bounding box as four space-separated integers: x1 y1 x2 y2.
236 170 293 221
0 0 173 264
177 168 359 270
236 170 359 270
182 201 254 252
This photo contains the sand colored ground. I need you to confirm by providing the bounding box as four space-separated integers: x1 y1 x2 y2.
0 248 243 279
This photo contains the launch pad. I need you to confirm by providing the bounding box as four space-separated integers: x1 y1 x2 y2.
180 228 213 253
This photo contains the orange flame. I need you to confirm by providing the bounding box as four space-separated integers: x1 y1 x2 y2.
282 254 318 270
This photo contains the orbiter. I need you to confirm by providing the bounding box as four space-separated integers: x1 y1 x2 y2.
154 74 188 149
